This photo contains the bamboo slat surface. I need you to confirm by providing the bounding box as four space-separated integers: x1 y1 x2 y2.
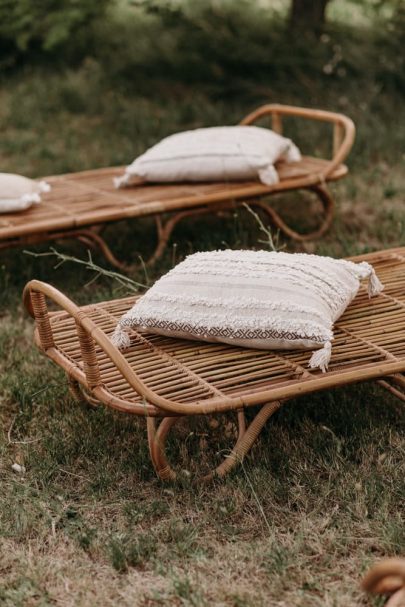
27 248 405 417
0 158 346 241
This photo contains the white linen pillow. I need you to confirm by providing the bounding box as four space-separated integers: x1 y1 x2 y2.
114 126 301 188
0 173 51 213
111 250 384 372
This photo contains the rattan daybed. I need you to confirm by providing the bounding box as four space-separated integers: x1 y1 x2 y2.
3 105 354 270
23 247 405 481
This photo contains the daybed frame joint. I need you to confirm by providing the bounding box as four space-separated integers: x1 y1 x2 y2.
76 322 102 389
30 290 55 351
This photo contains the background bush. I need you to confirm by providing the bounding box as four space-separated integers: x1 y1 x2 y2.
1 0 404 94
0 0 113 68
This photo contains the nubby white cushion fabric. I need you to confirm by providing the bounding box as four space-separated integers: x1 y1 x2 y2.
114 126 301 188
0 173 51 213
111 250 384 372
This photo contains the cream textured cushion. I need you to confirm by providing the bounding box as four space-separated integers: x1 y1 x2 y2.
111 250 383 372
0 173 51 213
114 126 301 188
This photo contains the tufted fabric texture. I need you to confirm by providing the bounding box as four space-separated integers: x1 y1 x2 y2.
0 173 51 213
111 250 384 372
114 126 301 188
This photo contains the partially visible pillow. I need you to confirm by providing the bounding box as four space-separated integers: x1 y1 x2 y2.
114 126 301 188
0 173 51 214
111 250 384 373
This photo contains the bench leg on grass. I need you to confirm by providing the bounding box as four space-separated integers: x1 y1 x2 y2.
377 374 405 404
70 229 129 272
249 184 335 242
146 185 335 268
146 401 282 482
147 206 236 267
67 376 101 408
9 185 334 270
4 227 131 273
124 184 334 267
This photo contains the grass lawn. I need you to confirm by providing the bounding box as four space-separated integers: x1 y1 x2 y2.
0 3 404 604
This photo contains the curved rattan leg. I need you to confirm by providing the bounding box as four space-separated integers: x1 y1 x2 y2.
147 416 179 481
145 206 234 267
388 373 405 392
144 216 179 268
248 184 334 242
67 376 101 408
146 401 281 482
142 182 336 250
362 558 405 607
202 401 281 482
71 229 129 271
1 228 128 272
377 374 405 403
308 184 335 238
68 376 84 401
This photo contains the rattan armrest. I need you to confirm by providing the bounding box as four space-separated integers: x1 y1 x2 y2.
23 280 173 413
22 280 269 416
23 280 249 416
240 103 355 180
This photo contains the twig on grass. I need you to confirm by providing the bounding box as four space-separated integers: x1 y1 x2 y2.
24 247 147 293
58 468 92 482
7 415 41 445
243 203 283 252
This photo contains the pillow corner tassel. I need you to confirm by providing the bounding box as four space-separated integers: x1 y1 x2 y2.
113 173 130 189
111 324 131 349
21 192 41 206
356 262 384 298
308 340 332 373
257 164 279 186
367 267 384 298
38 180 51 193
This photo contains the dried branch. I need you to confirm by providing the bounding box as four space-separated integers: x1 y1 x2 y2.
243 203 283 252
24 248 147 293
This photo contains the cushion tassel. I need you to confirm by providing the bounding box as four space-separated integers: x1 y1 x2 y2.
113 173 130 189
38 181 51 193
368 268 384 298
111 324 131 349
308 341 332 373
21 193 41 205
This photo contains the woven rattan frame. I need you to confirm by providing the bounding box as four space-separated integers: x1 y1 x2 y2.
24 247 404 481
362 559 405 607
2 104 355 270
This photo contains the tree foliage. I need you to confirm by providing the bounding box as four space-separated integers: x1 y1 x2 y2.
0 0 112 66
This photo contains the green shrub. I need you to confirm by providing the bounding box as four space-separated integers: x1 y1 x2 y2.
117 0 404 94
375 2 405 92
0 0 113 67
